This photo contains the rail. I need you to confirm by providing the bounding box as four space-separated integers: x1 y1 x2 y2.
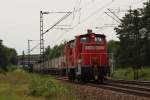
54 76 150 98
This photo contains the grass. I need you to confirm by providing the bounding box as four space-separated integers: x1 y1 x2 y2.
0 69 76 100
112 67 150 81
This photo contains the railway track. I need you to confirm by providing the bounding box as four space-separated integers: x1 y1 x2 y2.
107 79 150 87
54 76 150 98
88 83 150 98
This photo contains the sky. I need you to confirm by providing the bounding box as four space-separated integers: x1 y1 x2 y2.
0 0 147 55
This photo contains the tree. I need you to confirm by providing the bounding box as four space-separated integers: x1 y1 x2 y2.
141 1 150 66
108 40 120 67
45 43 64 60
8 48 18 65
114 1 150 79
22 51 25 67
0 40 18 71
45 45 52 60
115 8 144 67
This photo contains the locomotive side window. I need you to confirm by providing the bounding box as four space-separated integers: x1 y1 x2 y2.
80 37 89 43
70 42 75 48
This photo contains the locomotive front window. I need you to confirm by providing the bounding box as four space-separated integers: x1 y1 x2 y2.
80 37 89 43
95 37 104 43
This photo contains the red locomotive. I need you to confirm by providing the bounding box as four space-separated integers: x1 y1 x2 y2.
63 29 109 82
33 29 110 82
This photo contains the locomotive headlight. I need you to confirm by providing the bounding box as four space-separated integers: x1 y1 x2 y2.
78 58 82 64
91 34 95 38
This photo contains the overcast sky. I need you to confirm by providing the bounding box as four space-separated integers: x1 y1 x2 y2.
0 0 146 55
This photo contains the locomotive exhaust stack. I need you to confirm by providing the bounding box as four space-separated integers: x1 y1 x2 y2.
87 29 93 34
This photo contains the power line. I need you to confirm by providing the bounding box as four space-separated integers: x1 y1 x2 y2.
108 9 122 21
30 43 40 52
72 0 113 27
71 1 114 30
40 11 72 67
50 1 115 46
105 12 121 24
45 0 116 48
43 12 72 35
49 0 147 48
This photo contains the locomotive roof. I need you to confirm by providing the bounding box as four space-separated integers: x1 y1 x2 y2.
76 33 106 38
67 39 74 43
66 39 75 45
66 30 106 44
75 29 106 38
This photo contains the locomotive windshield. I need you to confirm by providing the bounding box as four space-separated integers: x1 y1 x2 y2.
80 37 89 43
95 37 104 44
95 37 102 43
79 33 105 44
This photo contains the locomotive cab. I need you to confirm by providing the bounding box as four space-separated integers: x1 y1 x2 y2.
75 30 109 82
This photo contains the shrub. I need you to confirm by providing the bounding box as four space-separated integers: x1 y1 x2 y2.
27 75 73 100
112 67 150 81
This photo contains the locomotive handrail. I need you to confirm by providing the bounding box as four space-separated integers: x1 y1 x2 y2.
80 53 110 54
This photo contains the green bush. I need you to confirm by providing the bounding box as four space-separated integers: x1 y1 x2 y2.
0 69 75 100
27 75 74 100
0 84 21 100
112 67 150 81
7 65 18 72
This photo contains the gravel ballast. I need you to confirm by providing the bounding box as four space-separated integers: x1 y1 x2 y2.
69 83 150 100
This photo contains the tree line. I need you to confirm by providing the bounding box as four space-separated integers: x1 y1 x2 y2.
109 1 150 68
45 43 64 60
0 40 18 71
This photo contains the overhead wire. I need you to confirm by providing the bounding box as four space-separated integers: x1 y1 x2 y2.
72 0 82 19
46 0 115 47
70 1 114 31
104 11 121 24
51 0 115 45
46 0 82 46
45 0 146 49
30 43 40 52
45 0 81 47
43 12 72 35
92 0 146 33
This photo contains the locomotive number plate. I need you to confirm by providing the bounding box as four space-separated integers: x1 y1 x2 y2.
85 46 104 50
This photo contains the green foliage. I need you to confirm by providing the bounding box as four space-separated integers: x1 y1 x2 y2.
7 65 18 72
0 84 20 100
45 43 65 60
28 74 74 100
108 40 120 66
0 69 31 100
0 41 18 71
112 68 134 80
115 1 150 67
0 69 75 100
138 67 150 80
112 67 150 81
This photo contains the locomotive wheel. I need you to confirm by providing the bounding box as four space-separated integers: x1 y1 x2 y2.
68 69 75 81
99 76 104 83
100 77 104 83
75 75 82 83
